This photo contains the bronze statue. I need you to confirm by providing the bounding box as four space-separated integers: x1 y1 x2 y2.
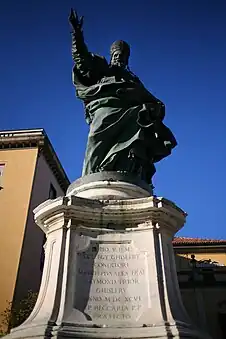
69 9 177 184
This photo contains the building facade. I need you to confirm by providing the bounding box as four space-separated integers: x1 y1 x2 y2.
0 129 70 329
174 237 226 339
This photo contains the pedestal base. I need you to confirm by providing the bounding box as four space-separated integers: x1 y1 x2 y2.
8 321 208 339
66 172 153 199
4 180 211 339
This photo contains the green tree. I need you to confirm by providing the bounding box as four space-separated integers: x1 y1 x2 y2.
0 290 38 336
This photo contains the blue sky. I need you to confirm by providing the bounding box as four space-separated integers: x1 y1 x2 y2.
1 0 226 239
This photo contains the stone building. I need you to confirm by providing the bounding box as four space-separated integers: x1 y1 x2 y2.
0 129 69 328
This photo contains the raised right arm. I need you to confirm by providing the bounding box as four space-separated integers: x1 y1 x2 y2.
69 9 93 79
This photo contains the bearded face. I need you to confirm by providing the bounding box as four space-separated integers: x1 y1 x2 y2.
110 50 128 68
110 40 130 68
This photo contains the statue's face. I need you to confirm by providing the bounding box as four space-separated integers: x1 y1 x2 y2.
110 51 128 67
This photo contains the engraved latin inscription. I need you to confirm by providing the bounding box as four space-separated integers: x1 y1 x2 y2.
74 240 149 322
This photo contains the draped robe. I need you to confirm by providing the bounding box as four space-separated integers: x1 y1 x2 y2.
71 32 177 183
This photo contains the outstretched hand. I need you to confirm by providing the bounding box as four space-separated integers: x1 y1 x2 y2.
69 8 84 31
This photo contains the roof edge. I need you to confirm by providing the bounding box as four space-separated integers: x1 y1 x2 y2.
0 128 70 192
173 236 226 246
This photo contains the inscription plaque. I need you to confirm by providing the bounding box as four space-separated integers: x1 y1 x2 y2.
74 239 149 322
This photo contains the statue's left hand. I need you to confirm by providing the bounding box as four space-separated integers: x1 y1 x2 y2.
69 8 84 31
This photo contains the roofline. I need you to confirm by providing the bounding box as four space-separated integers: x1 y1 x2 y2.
0 128 70 192
173 237 226 246
173 242 226 246
0 128 45 135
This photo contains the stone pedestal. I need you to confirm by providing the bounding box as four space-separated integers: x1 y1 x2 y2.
6 178 210 339
66 172 153 199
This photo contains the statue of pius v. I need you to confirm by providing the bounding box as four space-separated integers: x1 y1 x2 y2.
69 9 177 184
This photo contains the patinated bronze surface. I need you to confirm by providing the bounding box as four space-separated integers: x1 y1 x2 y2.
69 9 177 184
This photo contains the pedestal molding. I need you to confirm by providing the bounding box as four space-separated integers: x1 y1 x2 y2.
34 196 186 234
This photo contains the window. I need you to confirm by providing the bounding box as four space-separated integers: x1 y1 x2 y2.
0 164 5 189
49 183 57 199
0 164 4 176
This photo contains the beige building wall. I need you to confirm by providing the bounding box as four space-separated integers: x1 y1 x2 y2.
12 153 66 306
176 252 226 271
0 148 38 323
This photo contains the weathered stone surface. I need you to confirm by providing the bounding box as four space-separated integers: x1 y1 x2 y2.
67 172 153 197
66 172 152 199
73 236 149 324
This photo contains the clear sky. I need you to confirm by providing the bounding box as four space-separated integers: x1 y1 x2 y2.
1 0 226 239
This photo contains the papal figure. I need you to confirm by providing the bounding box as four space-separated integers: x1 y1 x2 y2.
69 9 177 184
